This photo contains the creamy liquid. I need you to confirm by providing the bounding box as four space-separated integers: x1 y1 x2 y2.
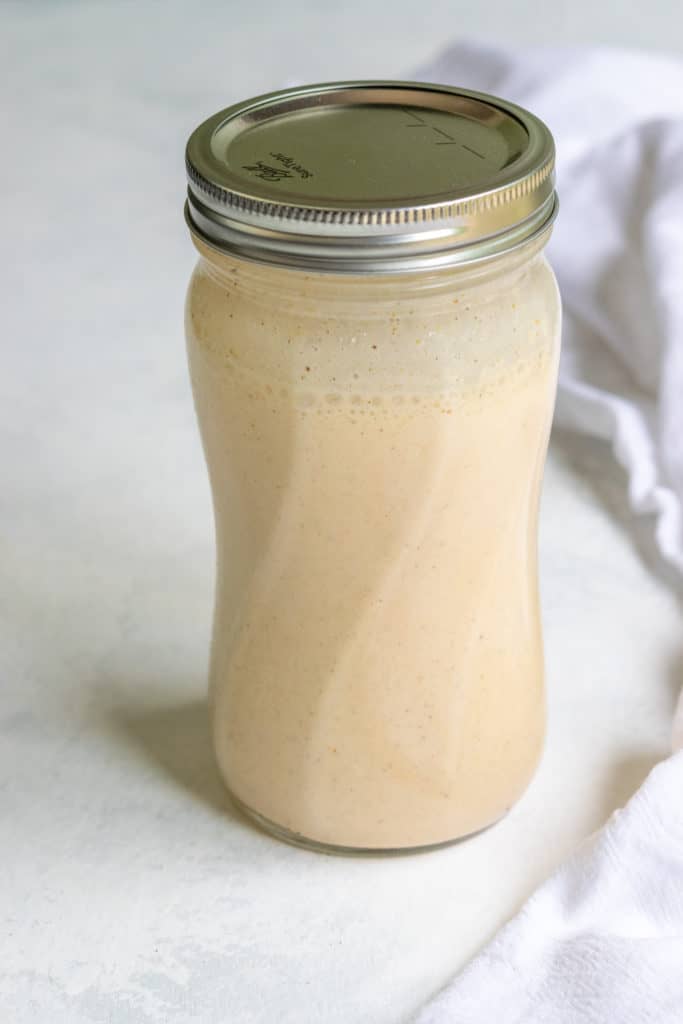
186 242 561 849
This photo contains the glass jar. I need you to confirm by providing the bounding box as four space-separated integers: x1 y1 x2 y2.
184 82 561 853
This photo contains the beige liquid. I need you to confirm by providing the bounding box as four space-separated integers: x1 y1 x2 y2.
186 238 561 850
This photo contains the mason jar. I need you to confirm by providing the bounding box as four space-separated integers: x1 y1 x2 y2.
184 81 561 853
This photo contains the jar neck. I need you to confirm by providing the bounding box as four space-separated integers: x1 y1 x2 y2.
190 229 553 312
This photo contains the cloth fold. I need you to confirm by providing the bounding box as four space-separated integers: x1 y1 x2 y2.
412 43 683 1022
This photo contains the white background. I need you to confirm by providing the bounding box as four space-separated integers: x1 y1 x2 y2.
2 2 683 1021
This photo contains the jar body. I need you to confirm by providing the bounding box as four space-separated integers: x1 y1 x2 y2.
185 237 561 852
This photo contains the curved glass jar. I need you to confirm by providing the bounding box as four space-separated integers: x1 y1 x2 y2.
185 230 561 853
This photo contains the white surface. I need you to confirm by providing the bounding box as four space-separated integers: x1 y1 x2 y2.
1 4 682 1022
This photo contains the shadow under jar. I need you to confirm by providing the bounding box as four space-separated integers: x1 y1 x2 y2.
184 81 561 854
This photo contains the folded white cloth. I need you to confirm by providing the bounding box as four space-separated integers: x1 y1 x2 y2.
412 42 683 1022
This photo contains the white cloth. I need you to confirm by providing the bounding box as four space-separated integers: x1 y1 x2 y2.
412 43 683 1023
417 751 683 1024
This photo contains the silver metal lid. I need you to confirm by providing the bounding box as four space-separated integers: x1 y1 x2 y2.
185 80 557 273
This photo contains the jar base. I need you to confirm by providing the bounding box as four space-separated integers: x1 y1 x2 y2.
229 791 506 857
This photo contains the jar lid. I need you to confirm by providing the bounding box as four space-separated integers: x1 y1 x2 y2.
185 80 557 274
